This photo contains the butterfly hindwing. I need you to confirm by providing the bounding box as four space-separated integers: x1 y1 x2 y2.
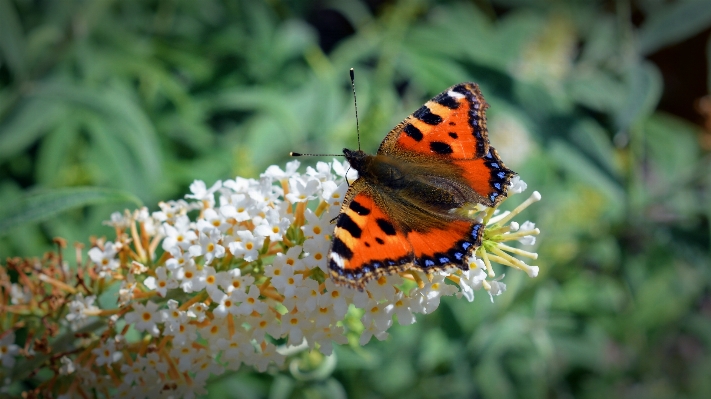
378 83 490 160
328 180 413 288
407 219 484 271
452 147 515 207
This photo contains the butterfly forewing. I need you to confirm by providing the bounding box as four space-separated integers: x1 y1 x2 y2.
378 83 490 160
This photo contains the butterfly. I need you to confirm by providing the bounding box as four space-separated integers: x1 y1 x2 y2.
328 82 516 289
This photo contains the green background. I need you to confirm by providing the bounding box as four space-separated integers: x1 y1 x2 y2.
1 0 710 398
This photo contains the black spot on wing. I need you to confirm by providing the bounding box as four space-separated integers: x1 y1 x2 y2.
375 218 397 236
403 123 423 141
413 105 443 125
430 141 453 155
448 132 458 139
331 237 354 260
349 199 370 216
336 214 362 238
375 237 384 245
433 92 460 109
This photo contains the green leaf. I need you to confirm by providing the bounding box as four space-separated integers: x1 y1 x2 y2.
0 98 64 159
549 139 625 206
0 0 27 80
615 61 663 131
638 0 711 55
33 83 163 186
0 187 142 236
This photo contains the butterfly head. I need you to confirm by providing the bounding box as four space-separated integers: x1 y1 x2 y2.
342 148 368 174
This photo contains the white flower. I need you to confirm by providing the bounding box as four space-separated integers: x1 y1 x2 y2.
281 309 310 346
236 285 268 315
302 236 329 272
508 175 528 194
10 283 31 305
254 208 292 242
306 161 334 181
196 208 230 233
359 321 389 346
457 263 487 302
320 181 348 219
66 293 98 330
228 230 263 262
88 242 119 276
310 326 348 356
92 340 123 366
301 208 330 240
152 200 189 223
392 292 416 325
0 332 20 368
162 299 187 330
518 221 537 245
321 280 350 319
201 266 226 302
103 211 131 230
414 273 459 314
143 266 178 297
125 301 162 336
192 352 225 381
364 275 401 302
188 229 226 265
332 159 357 181
170 345 201 373
161 215 197 253
59 356 75 375
488 275 507 302
187 302 208 322
361 299 394 332
220 196 253 222
186 180 222 202
213 292 240 318
262 160 300 180
178 262 206 293
285 176 321 203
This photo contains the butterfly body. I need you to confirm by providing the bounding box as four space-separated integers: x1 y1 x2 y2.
330 83 515 289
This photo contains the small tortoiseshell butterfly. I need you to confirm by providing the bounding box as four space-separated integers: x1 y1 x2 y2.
324 79 516 289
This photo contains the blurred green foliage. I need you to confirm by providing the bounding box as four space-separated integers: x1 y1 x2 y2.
1 0 710 398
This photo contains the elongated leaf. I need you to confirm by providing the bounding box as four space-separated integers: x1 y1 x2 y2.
615 62 663 131
639 0 711 55
0 0 26 80
0 187 142 236
0 98 64 159
33 83 162 185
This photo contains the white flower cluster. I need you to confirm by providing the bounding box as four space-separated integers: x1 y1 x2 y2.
62 160 540 397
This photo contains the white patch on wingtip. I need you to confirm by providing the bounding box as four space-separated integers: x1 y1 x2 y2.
330 252 345 268
448 90 465 99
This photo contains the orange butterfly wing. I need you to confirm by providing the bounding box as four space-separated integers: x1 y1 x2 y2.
328 180 413 288
378 83 490 159
379 82 514 207
407 219 484 270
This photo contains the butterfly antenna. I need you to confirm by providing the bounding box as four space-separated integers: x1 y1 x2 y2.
350 68 361 151
290 152 343 157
